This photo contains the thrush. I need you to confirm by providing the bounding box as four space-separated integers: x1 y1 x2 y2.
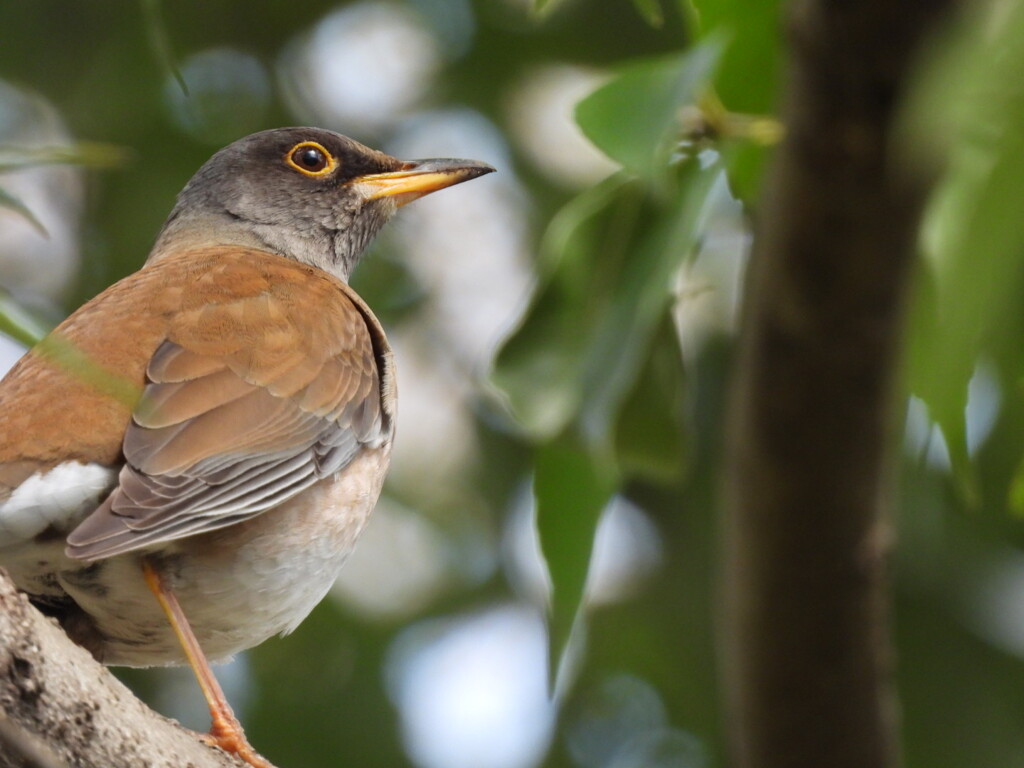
0 127 494 768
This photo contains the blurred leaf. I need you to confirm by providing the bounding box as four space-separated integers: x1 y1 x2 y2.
576 161 719 442
614 317 687 484
1009 457 1024 515
907 2 1024 505
0 292 48 347
0 141 132 173
141 0 188 96
0 141 131 242
685 0 783 201
534 431 617 691
495 160 720 446
717 120 779 205
0 187 45 236
630 0 665 28
575 41 722 179
0 311 142 414
906 262 974 501
532 0 561 18
497 159 719 687
35 334 142 408
686 0 781 114
494 175 629 438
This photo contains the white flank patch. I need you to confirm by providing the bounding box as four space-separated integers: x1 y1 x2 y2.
0 462 116 544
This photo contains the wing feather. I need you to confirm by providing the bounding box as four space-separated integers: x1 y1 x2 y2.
65 270 393 561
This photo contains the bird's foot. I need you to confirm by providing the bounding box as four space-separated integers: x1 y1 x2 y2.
201 718 275 768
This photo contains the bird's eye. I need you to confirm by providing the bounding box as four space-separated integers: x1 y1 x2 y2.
296 147 326 170
285 141 337 177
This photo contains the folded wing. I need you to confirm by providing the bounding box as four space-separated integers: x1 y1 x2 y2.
65 283 392 560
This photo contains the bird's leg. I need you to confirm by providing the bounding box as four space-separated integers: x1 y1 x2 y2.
142 559 274 768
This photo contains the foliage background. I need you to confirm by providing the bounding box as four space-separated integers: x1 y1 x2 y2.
3 1 1024 767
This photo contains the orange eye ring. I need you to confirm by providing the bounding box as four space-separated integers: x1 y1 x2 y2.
285 141 338 177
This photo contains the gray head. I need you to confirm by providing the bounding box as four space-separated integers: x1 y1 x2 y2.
149 127 495 282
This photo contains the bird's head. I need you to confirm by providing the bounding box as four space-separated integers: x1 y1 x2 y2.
150 127 495 281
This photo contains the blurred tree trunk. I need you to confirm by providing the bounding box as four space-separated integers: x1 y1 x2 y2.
722 1 958 767
0 570 243 768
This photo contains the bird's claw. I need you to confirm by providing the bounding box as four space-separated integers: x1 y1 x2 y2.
201 720 275 768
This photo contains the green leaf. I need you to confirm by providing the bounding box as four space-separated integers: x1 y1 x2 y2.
35 333 143 408
0 298 138 406
495 164 715 677
907 2 1024 504
719 136 770 206
687 0 781 115
1010 456 1024 516
575 41 722 179
493 161 721 445
531 0 565 17
0 141 131 173
0 143 130 243
906 261 974 500
576 161 719 443
534 432 617 693
493 175 630 438
686 0 783 201
614 316 687 485
0 292 49 347
0 187 46 236
141 0 188 96
630 0 665 28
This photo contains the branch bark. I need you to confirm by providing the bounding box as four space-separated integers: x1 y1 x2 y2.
722 1 958 767
0 569 245 768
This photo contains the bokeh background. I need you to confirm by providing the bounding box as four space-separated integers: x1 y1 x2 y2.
4 1 1024 767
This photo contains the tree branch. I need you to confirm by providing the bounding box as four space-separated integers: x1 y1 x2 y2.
0 569 247 768
722 1 958 767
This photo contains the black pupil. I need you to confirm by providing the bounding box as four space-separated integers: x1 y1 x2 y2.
296 147 326 171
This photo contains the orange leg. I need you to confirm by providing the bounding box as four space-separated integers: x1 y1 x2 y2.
142 559 273 768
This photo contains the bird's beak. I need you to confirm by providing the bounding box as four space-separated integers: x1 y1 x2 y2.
356 158 496 207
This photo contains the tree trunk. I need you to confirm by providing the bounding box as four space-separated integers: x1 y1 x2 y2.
722 1 958 766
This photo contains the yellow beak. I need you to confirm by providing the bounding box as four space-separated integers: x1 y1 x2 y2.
356 158 496 207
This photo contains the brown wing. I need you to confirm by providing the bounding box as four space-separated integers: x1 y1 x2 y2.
64 256 393 560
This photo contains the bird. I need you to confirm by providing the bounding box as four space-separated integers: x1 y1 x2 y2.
0 127 494 768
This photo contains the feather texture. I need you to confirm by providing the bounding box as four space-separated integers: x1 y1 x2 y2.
0 245 393 560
